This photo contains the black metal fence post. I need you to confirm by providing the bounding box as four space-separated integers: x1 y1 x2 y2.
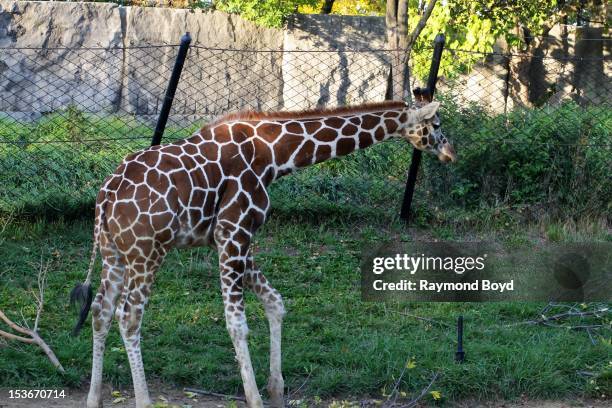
455 315 465 362
399 33 445 221
151 32 192 146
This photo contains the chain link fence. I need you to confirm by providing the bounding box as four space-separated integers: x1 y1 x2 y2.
0 43 610 220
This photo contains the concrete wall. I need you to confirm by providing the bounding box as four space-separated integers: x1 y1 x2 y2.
0 1 394 122
0 1 124 118
0 0 286 121
282 14 389 110
0 0 609 121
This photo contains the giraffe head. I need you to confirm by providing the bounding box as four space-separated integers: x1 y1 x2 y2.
401 88 456 163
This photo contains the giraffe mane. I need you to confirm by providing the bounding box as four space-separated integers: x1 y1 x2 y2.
209 101 407 125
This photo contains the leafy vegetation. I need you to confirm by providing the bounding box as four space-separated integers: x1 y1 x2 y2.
215 0 318 27
425 98 612 219
242 0 608 79
0 112 197 217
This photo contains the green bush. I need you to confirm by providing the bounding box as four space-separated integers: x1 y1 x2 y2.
423 98 611 219
0 111 189 216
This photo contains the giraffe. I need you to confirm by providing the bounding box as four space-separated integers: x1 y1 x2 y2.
70 94 455 408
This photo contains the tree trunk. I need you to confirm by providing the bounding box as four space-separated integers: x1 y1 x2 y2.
396 0 409 100
386 0 438 101
320 0 334 14
386 0 404 100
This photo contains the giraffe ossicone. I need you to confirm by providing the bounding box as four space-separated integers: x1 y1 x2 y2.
70 97 455 408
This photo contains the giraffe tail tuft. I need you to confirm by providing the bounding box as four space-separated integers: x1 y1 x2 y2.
70 282 93 336
70 190 106 336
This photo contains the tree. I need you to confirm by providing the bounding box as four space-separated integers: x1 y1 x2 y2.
444 0 607 49
214 0 607 84
320 0 335 14
299 0 386 16
386 0 438 100
407 0 608 80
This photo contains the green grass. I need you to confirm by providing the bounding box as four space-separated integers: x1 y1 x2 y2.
0 103 610 403
0 215 610 404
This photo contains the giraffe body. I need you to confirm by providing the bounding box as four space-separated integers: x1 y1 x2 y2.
72 100 453 408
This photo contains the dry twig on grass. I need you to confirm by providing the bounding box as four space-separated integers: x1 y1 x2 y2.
286 370 312 403
393 309 452 328
507 302 609 328
385 371 439 408
0 257 65 373
525 303 609 327
183 387 249 404
504 302 611 344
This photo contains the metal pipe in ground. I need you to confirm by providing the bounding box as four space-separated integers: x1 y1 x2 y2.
400 33 445 221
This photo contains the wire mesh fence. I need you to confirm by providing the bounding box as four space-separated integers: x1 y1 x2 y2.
0 42 610 220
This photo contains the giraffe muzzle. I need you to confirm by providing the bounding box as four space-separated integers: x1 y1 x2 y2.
438 144 457 163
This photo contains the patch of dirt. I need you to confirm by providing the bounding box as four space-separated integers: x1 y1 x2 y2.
452 399 611 408
1 386 609 408
1 386 243 408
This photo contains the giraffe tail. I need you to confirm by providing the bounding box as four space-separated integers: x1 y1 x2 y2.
70 199 104 336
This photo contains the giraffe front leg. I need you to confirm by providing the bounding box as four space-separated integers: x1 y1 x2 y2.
224 294 263 408
246 264 285 408
217 233 264 407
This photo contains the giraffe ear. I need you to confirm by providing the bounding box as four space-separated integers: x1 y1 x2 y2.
417 101 440 121
412 87 433 103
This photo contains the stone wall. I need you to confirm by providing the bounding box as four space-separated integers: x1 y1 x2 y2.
0 1 609 121
0 1 287 120
282 14 389 110
0 1 124 118
0 1 394 121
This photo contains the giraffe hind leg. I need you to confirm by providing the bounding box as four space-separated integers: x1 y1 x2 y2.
116 251 164 408
87 239 125 408
245 262 286 408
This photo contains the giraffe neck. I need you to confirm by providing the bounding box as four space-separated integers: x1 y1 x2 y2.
261 104 411 179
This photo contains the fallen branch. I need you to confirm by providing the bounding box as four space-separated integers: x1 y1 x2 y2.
385 372 439 408
528 308 609 325
586 328 596 345
0 258 64 373
183 387 248 403
505 306 609 329
287 370 312 402
542 322 602 330
0 310 64 373
407 372 439 408
386 359 409 406
497 304 611 345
